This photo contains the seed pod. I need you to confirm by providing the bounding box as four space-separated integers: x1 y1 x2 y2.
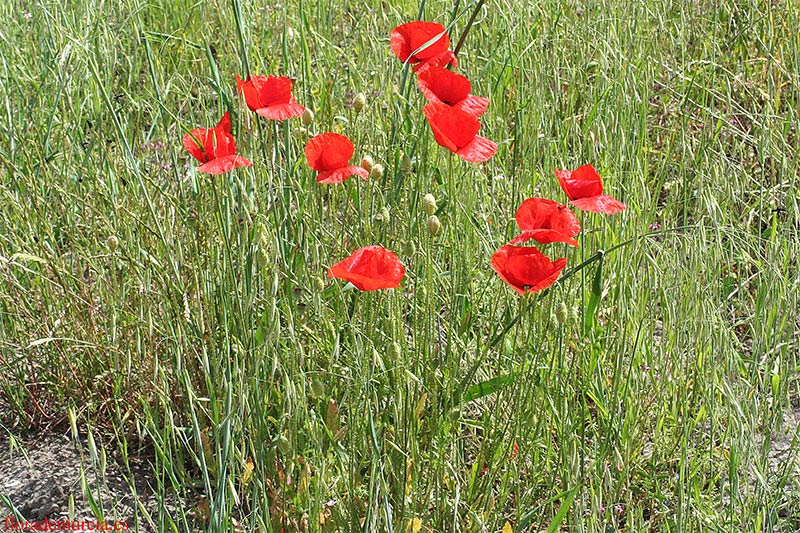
426 215 441 237
353 92 366 112
301 108 314 126
107 235 119 252
369 164 384 180
362 154 374 172
422 194 437 215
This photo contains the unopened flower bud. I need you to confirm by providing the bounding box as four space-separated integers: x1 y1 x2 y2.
381 206 391 222
426 215 441 236
401 153 412 172
422 194 437 215
369 164 384 180
311 378 325 397
353 92 366 113
362 155 374 172
107 235 119 252
554 302 569 325
301 108 314 126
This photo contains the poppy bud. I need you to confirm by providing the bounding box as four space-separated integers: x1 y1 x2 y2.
569 305 580 323
554 301 569 325
362 154 374 172
353 92 366 113
107 235 119 252
426 215 441 236
403 240 416 256
381 206 391 222
422 194 437 215
301 108 314 126
369 164 384 180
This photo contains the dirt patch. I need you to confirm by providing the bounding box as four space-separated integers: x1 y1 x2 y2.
0 428 163 531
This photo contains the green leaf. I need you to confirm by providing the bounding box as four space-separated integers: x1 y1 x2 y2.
463 373 517 404
583 250 604 335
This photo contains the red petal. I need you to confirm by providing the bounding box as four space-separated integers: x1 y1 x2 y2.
509 230 579 247
258 76 294 107
456 135 497 163
305 133 355 171
491 245 567 295
328 245 405 291
197 154 253 175
216 112 232 134
555 164 603 200
183 128 211 163
256 102 306 120
423 103 480 152
390 21 450 64
515 198 581 238
412 50 458 73
236 74 265 111
416 66 471 106
570 195 626 215
454 95 489 117
316 166 368 184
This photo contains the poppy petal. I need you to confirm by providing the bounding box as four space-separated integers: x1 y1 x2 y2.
555 165 604 200
183 128 211 163
515 198 581 239
197 154 253 175
256 103 306 120
454 95 489 117
491 244 567 295
412 50 458 73
236 74 265 111
456 135 497 163
570 195 626 215
423 103 481 152
509 230 579 247
391 21 450 64
216 112 232 134
328 245 405 291
305 133 356 171
416 66 471 106
316 166 369 184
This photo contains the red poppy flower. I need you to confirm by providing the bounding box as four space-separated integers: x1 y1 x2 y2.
416 66 489 117
491 244 567 295
328 246 405 291
236 74 305 120
510 198 581 246
390 21 457 72
183 112 253 175
555 164 626 214
305 133 369 184
422 103 497 163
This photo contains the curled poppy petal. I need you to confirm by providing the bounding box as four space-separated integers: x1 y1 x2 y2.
456 135 497 163
317 166 369 184
305 133 369 184
328 245 405 291
390 21 451 65
491 244 567 295
237 74 305 120
570 195 626 215
184 113 251 175
416 66 488 118
424 102 491 160
514 198 581 246
305 133 354 171
197 154 253 175
412 50 458 73
555 164 625 214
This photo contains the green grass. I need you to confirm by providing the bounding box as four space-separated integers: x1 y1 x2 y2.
1 0 799 531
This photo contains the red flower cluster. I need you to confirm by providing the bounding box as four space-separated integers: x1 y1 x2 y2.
391 21 497 163
184 73 307 175
491 165 625 295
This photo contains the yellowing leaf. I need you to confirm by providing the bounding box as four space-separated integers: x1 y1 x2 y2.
502 521 513 533
412 517 422 533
